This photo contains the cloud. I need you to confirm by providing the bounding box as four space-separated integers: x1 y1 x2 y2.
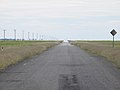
1 0 120 18
109 20 120 25
0 0 120 40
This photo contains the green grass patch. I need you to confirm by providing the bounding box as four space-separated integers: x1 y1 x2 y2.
0 40 62 46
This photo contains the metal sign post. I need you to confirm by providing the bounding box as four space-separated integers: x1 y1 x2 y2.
110 29 117 48
113 35 115 48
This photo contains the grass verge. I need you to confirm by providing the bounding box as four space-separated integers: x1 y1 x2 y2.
70 40 120 68
0 40 62 70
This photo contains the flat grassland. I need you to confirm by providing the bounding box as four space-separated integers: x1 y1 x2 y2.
70 41 120 68
0 40 61 70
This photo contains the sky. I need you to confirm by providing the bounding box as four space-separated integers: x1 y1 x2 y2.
0 0 120 40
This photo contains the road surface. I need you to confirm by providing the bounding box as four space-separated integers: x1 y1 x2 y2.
0 43 120 90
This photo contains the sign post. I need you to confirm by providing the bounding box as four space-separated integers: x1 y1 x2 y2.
110 29 117 48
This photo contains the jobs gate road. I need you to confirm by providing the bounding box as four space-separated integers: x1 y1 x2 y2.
0 43 120 90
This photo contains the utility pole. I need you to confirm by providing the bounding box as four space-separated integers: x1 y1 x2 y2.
32 32 34 40
28 32 30 40
22 30 24 40
41 35 43 40
14 29 16 40
3 29 6 41
39 35 41 40
37 33 38 40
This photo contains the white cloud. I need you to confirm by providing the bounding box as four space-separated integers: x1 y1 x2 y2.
109 20 120 25
1 0 120 18
0 0 120 40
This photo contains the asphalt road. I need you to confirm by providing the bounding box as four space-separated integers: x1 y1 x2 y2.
0 42 120 90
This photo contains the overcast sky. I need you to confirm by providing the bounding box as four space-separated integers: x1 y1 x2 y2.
0 0 120 40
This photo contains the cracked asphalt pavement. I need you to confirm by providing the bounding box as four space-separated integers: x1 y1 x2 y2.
0 42 120 90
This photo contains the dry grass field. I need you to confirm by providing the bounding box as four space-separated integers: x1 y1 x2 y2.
70 41 120 68
0 41 62 70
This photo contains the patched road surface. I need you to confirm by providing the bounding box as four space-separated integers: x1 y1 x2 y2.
0 43 120 90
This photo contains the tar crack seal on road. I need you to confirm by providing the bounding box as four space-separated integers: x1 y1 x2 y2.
59 74 80 90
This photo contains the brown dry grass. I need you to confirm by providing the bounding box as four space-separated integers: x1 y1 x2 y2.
0 41 61 70
70 41 120 68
